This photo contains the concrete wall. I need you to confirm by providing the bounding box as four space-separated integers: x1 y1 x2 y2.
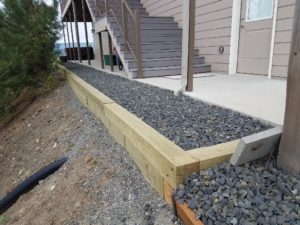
272 0 295 78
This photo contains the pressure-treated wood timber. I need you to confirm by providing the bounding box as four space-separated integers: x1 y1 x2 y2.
81 0 91 65
176 203 204 225
98 32 105 69
277 0 300 174
103 103 199 188
188 140 240 170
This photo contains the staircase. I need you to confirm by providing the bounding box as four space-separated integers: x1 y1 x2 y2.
88 0 211 78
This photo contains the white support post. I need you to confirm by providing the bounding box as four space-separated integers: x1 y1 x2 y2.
268 0 279 79
176 0 190 94
229 0 242 75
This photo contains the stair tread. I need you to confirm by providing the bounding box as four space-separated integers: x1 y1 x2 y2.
127 56 204 62
131 64 211 72
85 0 212 77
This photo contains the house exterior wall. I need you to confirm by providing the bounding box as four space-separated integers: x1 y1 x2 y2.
272 0 295 78
141 0 295 77
140 0 183 26
194 0 233 73
141 0 233 73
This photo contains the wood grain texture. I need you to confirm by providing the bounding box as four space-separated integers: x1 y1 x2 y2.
176 202 204 225
188 140 239 170
277 0 300 174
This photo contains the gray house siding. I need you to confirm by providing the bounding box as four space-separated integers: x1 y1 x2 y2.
272 0 295 78
141 0 295 77
140 0 183 26
141 0 233 73
194 0 232 73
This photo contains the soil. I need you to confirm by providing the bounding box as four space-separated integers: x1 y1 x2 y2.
0 82 174 225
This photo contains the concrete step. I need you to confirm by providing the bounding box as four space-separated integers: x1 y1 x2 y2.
127 56 205 69
131 64 212 78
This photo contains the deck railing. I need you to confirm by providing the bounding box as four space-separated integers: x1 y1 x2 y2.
106 0 143 78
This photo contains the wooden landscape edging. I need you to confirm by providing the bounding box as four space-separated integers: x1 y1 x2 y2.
62 66 241 225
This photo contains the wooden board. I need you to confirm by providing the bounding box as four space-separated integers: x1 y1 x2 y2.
104 103 199 187
176 202 204 225
188 140 239 170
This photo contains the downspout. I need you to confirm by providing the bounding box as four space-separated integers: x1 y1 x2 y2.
175 0 190 95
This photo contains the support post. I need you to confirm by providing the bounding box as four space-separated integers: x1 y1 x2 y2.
186 0 195 92
81 0 91 65
122 3 128 52
135 9 143 78
69 10 76 61
65 21 72 60
72 0 82 63
108 31 114 72
98 32 105 69
277 1 300 174
62 21 67 58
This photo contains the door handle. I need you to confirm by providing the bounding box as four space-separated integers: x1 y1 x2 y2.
240 25 245 28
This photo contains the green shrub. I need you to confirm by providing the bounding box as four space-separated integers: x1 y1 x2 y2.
0 0 61 119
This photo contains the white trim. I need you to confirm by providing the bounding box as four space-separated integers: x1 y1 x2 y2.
229 0 242 75
246 0 274 22
268 0 279 79
176 0 190 94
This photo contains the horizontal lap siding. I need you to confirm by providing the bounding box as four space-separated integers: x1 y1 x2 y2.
140 0 183 26
141 0 233 74
272 0 295 78
195 0 233 73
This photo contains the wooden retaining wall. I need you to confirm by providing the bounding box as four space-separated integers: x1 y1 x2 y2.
63 66 240 224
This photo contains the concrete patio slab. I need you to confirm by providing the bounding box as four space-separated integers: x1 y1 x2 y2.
137 74 286 125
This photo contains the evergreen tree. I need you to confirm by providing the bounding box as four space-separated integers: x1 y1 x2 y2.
0 0 60 118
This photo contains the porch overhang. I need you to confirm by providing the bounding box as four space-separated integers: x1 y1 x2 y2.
60 0 92 22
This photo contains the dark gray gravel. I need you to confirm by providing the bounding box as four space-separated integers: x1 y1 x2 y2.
174 158 300 225
65 63 272 150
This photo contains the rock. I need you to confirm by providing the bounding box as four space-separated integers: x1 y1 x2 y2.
187 199 198 210
74 201 81 207
230 218 238 225
84 156 93 163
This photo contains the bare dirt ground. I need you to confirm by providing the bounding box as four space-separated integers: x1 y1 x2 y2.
0 82 174 225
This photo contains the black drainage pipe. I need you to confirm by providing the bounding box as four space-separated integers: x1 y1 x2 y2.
0 157 68 214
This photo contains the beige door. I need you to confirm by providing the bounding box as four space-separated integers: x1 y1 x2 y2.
237 0 274 75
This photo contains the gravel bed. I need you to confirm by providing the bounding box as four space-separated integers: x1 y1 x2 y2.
65 63 271 150
174 158 300 225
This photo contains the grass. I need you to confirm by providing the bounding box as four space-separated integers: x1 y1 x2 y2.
0 216 9 225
